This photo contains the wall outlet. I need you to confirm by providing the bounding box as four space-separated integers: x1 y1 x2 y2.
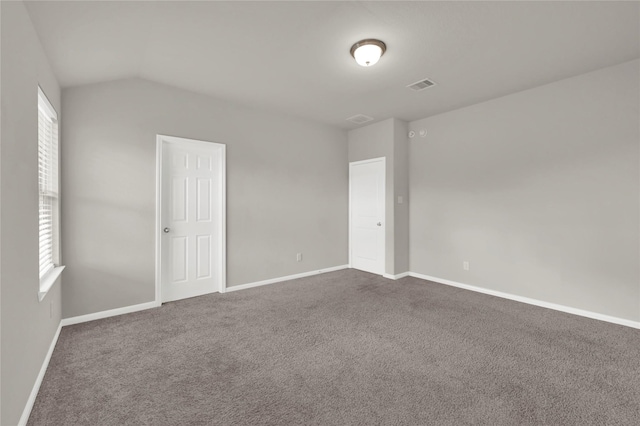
296 253 302 262
463 261 470 271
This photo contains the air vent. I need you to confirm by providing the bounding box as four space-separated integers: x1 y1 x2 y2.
346 114 374 124
407 78 436 92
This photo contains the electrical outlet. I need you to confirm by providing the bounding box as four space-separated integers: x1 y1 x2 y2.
463 261 470 271
296 253 302 262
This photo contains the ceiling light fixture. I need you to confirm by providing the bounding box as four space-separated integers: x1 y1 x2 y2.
350 39 386 67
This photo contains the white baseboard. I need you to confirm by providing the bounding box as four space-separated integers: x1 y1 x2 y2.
60 266 351 325
225 264 349 293
61 301 161 327
17 267 637 425
409 272 640 329
18 322 62 426
383 272 410 280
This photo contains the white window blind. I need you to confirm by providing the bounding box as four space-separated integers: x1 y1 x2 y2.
38 88 59 279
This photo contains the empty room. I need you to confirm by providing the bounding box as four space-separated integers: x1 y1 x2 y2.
1 1 639 425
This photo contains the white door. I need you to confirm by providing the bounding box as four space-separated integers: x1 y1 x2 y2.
158 135 226 303
349 158 385 275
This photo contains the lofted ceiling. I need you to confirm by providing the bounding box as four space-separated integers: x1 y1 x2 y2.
25 1 640 129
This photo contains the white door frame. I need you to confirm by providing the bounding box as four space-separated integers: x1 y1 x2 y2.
155 134 227 304
348 157 385 273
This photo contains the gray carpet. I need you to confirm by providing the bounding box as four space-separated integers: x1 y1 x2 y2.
28 269 640 425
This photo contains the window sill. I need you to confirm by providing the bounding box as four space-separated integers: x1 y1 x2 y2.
39 265 65 302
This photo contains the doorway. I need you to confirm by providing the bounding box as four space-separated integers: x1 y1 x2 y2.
156 135 226 303
349 157 385 275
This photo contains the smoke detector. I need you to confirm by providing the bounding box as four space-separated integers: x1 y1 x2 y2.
346 114 374 125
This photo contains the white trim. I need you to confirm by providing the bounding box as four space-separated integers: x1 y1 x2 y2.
62 266 349 323
349 157 386 276
225 265 349 293
408 272 640 330
155 135 227 302
60 301 160 327
20 268 637 425
18 323 62 426
21 301 161 423
383 271 410 280
348 157 387 167
155 138 162 305
37 86 57 120
38 265 65 302
219 144 227 292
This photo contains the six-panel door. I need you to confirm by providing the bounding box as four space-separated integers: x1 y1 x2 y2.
161 138 224 302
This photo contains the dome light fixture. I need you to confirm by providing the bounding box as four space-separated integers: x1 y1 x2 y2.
350 39 386 67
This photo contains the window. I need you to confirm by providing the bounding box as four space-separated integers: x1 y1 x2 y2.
38 87 63 299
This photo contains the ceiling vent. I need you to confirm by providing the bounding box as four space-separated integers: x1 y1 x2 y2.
407 78 436 92
346 114 374 125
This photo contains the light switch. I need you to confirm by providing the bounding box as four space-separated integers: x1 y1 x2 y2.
398 196 403 204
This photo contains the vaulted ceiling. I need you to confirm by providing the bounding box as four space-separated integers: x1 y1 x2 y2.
25 1 640 129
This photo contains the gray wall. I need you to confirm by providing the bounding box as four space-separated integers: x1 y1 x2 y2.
62 78 348 318
1 2 63 424
348 119 395 275
393 119 410 274
409 59 640 321
348 118 410 276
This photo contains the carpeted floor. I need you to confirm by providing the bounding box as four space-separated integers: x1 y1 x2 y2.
28 269 640 425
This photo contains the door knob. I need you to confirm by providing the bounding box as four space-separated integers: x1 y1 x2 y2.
163 227 170 233
377 222 382 226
